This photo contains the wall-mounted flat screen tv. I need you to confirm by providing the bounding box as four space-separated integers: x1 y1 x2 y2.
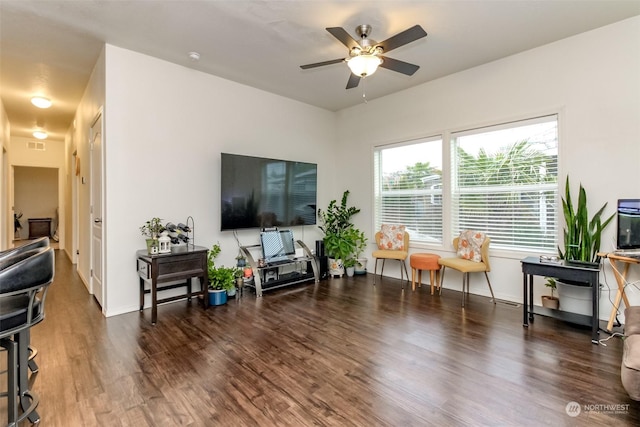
617 199 640 250
221 153 317 230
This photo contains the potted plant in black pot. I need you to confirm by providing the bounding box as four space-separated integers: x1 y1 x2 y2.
207 243 237 305
555 176 615 315
318 190 361 277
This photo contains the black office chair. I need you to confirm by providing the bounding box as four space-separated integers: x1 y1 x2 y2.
0 237 50 373
0 246 55 425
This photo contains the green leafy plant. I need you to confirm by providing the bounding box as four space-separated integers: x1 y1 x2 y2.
544 277 557 298
558 176 614 264
140 217 164 238
207 243 238 292
318 190 362 261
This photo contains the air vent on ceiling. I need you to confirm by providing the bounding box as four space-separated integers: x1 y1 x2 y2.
27 141 46 151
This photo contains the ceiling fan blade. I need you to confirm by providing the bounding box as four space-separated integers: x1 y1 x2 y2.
300 58 345 69
376 25 427 53
346 73 361 89
379 56 420 76
326 27 360 50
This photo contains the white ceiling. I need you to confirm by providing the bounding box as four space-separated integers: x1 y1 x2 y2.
1 0 639 141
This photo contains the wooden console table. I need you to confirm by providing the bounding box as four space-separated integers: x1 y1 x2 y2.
521 256 600 344
136 245 208 324
28 218 51 239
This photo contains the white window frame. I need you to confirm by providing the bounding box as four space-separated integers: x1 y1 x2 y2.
449 114 559 253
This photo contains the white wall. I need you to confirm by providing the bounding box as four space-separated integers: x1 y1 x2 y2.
102 45 335 316
337 17 640 320
0 100 8 249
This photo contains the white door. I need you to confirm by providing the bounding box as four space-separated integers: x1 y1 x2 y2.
90 113 104 308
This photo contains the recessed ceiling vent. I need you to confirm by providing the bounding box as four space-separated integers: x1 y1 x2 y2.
27 141 46 151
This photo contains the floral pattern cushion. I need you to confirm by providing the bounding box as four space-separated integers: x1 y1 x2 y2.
456 230 485 262
378 224 406 250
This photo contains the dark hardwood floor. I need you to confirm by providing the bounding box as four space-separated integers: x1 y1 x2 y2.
3 250 639 426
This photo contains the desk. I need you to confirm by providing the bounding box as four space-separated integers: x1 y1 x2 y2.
136 245 208 324
601 253 640 332
521 256 600 344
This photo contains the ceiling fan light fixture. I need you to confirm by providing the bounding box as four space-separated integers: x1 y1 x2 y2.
33 130 48 139
31 96 52 109
347 54 382 77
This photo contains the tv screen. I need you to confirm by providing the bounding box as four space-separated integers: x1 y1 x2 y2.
221 153 317 230
617 199 640 250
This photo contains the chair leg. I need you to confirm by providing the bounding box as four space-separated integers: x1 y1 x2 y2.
461 273 467 307
401 260 410 286
484 271 496 304
373 259 380 285
439 267 446 295
16 331 39 424
411 267 416 291
1 337 18 425
429 270 435 295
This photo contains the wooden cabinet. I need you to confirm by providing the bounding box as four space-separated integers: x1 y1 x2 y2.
28 218 52 239
136 245 208 324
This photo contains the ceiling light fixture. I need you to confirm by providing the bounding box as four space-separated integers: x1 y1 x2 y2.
31 96 52 109
32 130 48 140
347 54 382 77
188 51 200 61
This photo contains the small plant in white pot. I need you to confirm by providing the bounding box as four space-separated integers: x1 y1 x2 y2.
352 229 368 275
541 277 559 310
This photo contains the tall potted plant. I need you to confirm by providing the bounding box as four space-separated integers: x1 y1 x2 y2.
556 176 614 315
318 190 361 276
558 176 615 265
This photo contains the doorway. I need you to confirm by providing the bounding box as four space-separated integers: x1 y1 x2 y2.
13 166 59 244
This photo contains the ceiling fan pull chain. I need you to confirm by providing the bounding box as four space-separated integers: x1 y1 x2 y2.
362 78 368 103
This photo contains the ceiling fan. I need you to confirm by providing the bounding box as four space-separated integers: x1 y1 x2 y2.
300 24 427 89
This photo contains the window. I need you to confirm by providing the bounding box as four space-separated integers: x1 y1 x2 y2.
374 137 443 244
450 115 558 252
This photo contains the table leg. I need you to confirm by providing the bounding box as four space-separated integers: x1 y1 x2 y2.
151 279 157 325
607 259 632 331
607 289 623 332
523 273 528 327
139 277 144 311
529 274 534 322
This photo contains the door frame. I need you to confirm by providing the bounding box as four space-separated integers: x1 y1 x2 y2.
89 109 105 312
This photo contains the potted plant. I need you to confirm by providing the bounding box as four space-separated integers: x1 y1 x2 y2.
558 176 615 266
318 190 361 276
555 176 615 315
352 229 369 275
140 217 164 254
207 243 237 305
541 277 559 309
343 256 357 277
